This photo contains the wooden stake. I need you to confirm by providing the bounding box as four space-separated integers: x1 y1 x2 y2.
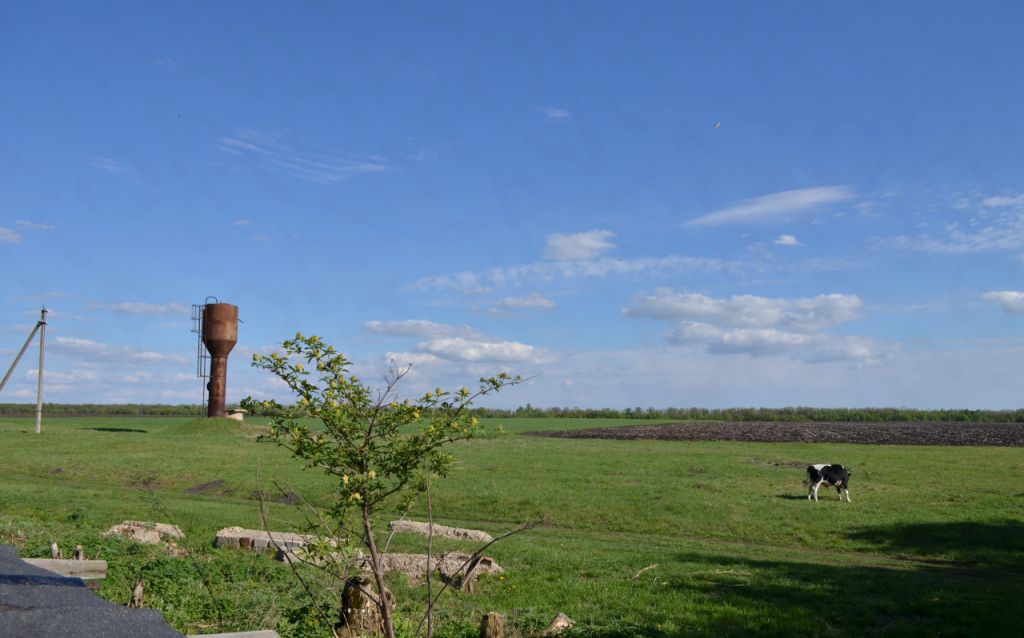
74 545 85 561
49 542 62 559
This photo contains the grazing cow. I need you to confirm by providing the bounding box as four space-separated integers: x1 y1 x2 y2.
806 464 851 502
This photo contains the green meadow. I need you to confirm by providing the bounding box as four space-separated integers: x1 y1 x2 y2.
1 416 1022 637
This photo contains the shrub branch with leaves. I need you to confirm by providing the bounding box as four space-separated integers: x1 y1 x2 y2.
241 333 521 638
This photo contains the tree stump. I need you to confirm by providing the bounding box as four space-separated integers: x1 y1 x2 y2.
338 576 394 637
479 612 506 638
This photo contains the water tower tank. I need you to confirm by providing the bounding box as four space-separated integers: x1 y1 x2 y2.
202 303 238 418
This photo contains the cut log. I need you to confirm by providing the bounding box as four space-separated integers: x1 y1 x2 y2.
389 520 494 543
479 612 506 638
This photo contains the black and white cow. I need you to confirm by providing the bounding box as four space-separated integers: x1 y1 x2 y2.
806 464 851 502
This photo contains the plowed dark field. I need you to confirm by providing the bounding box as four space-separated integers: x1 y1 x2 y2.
527 421 1024 446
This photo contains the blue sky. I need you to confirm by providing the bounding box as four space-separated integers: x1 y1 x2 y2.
3 2 1024 408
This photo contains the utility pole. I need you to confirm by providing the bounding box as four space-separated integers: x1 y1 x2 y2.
35 307 47 434
0 307 47 433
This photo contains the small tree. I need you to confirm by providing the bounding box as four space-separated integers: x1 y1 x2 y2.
241 334 521 638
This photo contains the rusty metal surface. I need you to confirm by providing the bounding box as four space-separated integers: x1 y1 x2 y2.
202 303 238 418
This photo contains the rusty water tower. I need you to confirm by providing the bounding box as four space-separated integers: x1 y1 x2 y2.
191 299 238 418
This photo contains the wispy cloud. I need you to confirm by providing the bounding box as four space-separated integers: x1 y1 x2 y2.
51 336 187 364
544 230 616 261
983 290 1024 314
232 219 250 226
363 319 482 340
684 186 854 227
625 290 862 332
982 194 1024 208
667 322 877 362
410 254 738 293
498 293 555 310
541 106 573 121
15 292 69 302
90 302 190 316
15 220 55 231
0 228 22 243
774 234 803 247
88 156 132 173
873 208 1024 254
218 129 388 184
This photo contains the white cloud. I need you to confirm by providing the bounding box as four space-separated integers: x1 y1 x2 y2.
417 337 550 364
774 234 803 247
541 106 573 121
91 302 190 316
667 322 876 362
982 195 1024 208
983 290 1024 314
625 290 871 362
0 228 22 243
544 230 616 261
684 186 854 227
363 319 482 340
14 220 55 231
232 219 250 226
498 293 555 310
219 129 388 184
366 319 551 367
625 290 862 332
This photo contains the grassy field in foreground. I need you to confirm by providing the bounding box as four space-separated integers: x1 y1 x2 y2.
1 416 1022 637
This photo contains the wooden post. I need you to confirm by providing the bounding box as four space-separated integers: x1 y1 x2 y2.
479 612 505 638
49 542 62 559
35 307 46 434
74 545 85 560
24 558 108 580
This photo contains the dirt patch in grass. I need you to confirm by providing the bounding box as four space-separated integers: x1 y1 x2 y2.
186 479 227 495
527 421 1024 446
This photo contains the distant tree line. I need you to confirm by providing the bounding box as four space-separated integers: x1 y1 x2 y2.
467 404 1024 423
0 403 206 417
2 403 1023 422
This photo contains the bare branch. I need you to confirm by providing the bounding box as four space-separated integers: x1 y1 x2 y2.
414 519 541 637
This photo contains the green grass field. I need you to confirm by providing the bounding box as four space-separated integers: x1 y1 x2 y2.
1 416 1022 637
